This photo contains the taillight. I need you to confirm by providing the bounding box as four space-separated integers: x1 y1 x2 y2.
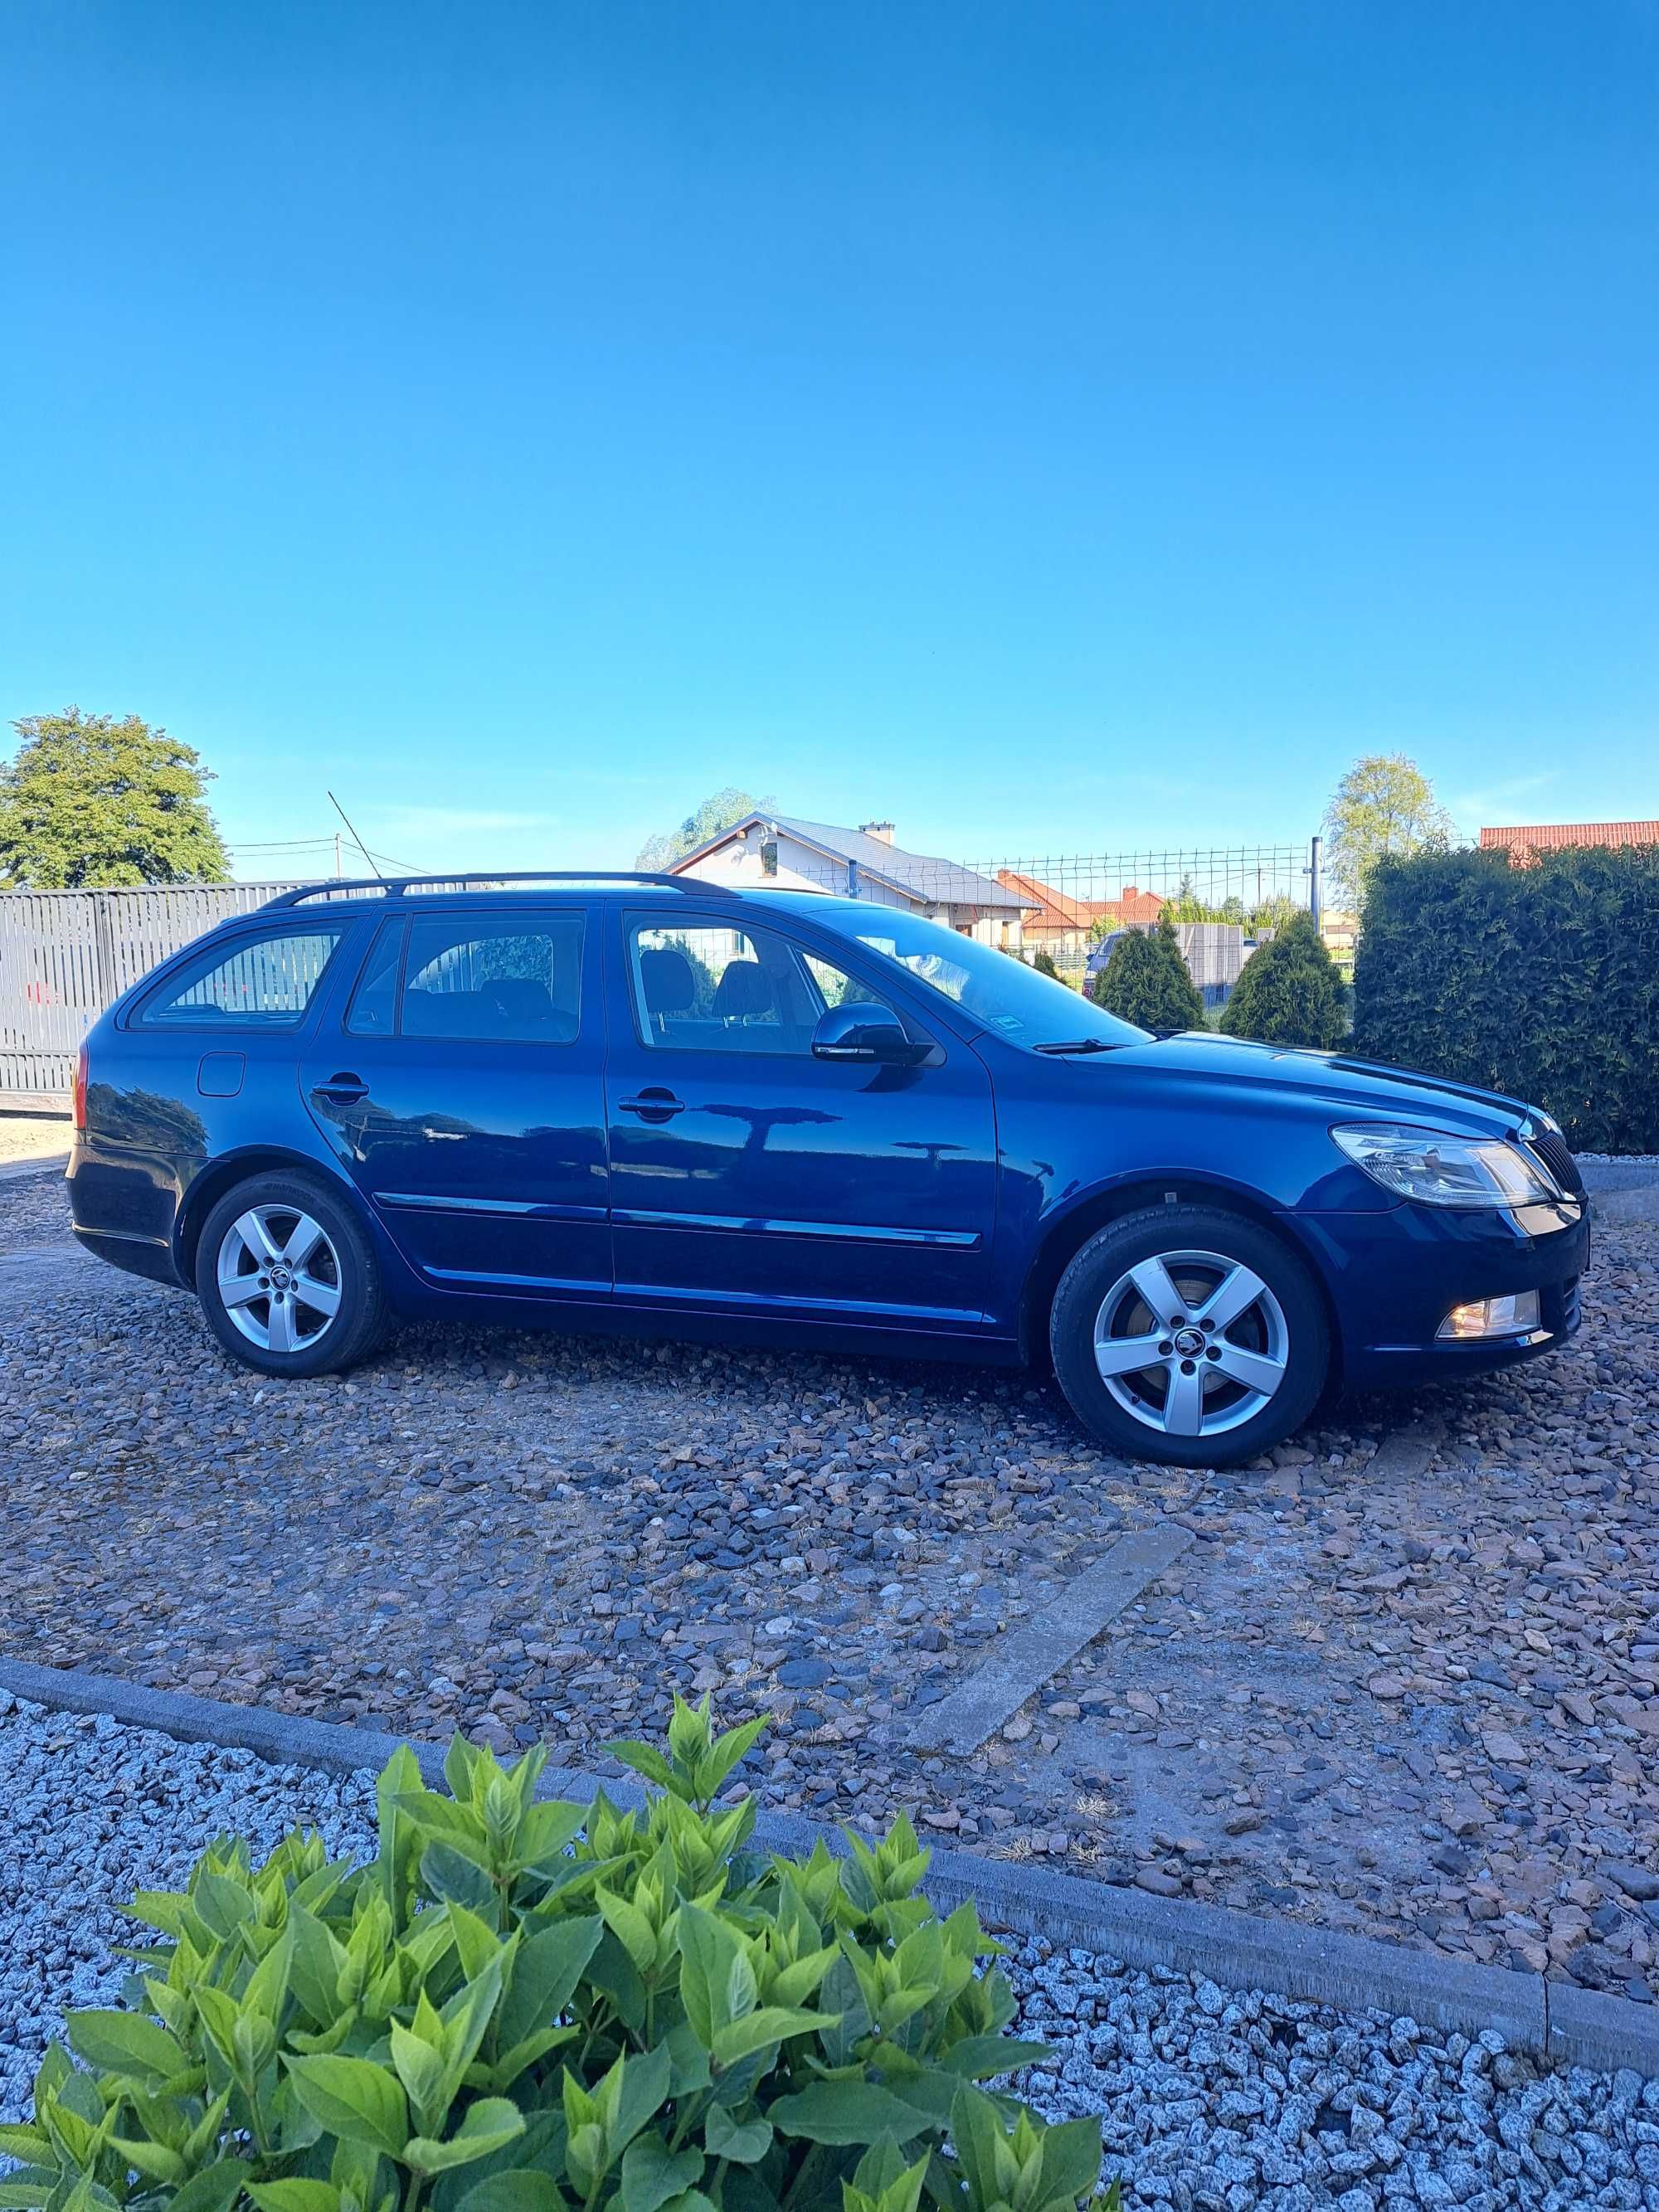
73 1043 89 1133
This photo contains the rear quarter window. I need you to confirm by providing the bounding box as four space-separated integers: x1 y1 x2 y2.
134 925 346 1029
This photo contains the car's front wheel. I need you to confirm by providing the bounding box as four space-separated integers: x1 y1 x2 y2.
195 1171 389 1377
1048 1203 1331 1467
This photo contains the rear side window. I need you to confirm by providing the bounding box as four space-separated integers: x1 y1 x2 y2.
137 925 344 1028
347 913 585 1043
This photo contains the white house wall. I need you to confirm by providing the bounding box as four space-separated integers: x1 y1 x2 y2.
679 832 915 912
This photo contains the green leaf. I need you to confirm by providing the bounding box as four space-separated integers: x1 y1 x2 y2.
66 2010 185 2083
284 2054 410 2156
691 1717 767 1804
584 1931 647 2037
406 2099 528 2176
249 2185 344 2212
166 2166 251 2212
767 2083 932 2147
455 2174 569 2212
119 1890 189 1939
712 2007 830 2068
619 2135 703 2212
602 1743 674 1792
498 1919 603 2053
513 1802 588 1873
192 1872 258 1944
105 2137 187 2186
1037 2117 1104 2209
938 2035 1051 2080
595 1884 659 1977
0 2180 58 2212
703 2109 771 2165
423 1845 499 1915
289 1908 351 2024
611 2043 674 2157
474 2025 576 2093
390 2018 450 2130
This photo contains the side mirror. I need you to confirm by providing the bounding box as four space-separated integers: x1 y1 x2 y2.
811 1002 928 1066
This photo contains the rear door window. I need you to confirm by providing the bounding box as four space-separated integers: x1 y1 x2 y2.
136 924 345 1028
345 912 586 1043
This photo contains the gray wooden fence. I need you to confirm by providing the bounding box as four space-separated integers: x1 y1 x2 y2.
0 882 300 1103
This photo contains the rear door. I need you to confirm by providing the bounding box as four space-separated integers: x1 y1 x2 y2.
300 903 611 1299
603 905 998 1333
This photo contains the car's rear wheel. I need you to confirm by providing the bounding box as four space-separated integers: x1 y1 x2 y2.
1048 1203 1330 1468
196 1171 389 1377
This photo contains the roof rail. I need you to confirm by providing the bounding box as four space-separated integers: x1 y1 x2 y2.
261 870 733 910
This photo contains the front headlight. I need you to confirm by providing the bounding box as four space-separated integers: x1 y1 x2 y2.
1331 1123 1563 1208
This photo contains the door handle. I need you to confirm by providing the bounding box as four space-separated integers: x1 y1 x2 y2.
314 1072 369 1106
620 1089 685 1123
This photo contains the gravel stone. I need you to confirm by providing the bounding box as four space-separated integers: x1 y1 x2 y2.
4 1702 1657 2211
4 1179 1659 1996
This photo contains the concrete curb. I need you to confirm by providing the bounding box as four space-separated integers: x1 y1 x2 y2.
6 1657 1658 2078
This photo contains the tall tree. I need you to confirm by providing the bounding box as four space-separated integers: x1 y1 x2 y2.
0 708 231 888
1091 915 1205 1032
1322 753 1452 907
635 787 775 872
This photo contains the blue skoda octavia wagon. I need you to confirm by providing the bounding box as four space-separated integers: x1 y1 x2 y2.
67 873 1590 1468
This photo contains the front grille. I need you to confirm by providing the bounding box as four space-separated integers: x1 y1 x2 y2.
1528 1129 1583 1195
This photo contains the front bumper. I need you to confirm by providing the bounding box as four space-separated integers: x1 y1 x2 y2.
1290 1194 1590 1394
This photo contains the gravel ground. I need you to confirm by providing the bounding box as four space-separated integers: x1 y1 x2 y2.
3 1701 1657 2210
4 1175 1659 2000
0 1167 73 1248
0 1116 72 1166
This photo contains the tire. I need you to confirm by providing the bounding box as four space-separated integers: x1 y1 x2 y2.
1048 1203 1330 1469
195 1170 390 1378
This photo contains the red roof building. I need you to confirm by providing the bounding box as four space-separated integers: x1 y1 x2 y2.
1481 820 1659 860
995 870 1165 941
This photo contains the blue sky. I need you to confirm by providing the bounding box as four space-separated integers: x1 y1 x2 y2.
2 1 1654 879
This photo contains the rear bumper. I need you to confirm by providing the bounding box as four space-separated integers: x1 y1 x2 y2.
1292 1195 1590 1393
71 1223 187 1289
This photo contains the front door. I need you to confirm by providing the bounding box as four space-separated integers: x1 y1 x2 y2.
603 906 996 1333
301 904 610 1299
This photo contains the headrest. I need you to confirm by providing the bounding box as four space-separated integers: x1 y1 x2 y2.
712 960 774 1019
486 977 553 1017
640 946 697 1014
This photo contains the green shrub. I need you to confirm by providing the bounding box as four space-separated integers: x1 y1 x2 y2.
1089 916 1204 1033
3 1699 1116 2212
1029 950 1061 982
1352 844 1659 1151
1219 913 1346 1050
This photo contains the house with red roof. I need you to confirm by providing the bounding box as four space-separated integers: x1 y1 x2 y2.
1480 821 1659 863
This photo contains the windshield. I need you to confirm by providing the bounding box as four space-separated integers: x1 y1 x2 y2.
833 912 1149 1048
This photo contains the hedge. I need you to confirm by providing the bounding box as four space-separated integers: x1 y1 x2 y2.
1350 844 1659 1153
1219 912 1346 1050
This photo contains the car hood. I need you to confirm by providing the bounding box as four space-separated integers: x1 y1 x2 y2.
1102 1031 1534 1138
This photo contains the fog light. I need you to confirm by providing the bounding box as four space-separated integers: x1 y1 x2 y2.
1438 1291 1541 1340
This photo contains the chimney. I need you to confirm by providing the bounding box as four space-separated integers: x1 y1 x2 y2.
860 820 895 844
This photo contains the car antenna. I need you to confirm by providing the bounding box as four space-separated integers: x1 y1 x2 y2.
326 790 383 878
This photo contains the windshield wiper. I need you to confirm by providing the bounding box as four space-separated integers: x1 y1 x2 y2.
1031 1037 1123 1056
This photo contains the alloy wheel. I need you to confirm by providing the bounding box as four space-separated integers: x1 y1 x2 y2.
215 1203 343 1354
1092 1247 1290 1439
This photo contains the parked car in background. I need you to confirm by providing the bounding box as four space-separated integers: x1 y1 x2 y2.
67 873 1590 1467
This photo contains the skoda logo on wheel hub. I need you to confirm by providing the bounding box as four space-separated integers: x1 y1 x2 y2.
1173 1325 1205 1357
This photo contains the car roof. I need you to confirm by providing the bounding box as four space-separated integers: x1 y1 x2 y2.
253 876 892 926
